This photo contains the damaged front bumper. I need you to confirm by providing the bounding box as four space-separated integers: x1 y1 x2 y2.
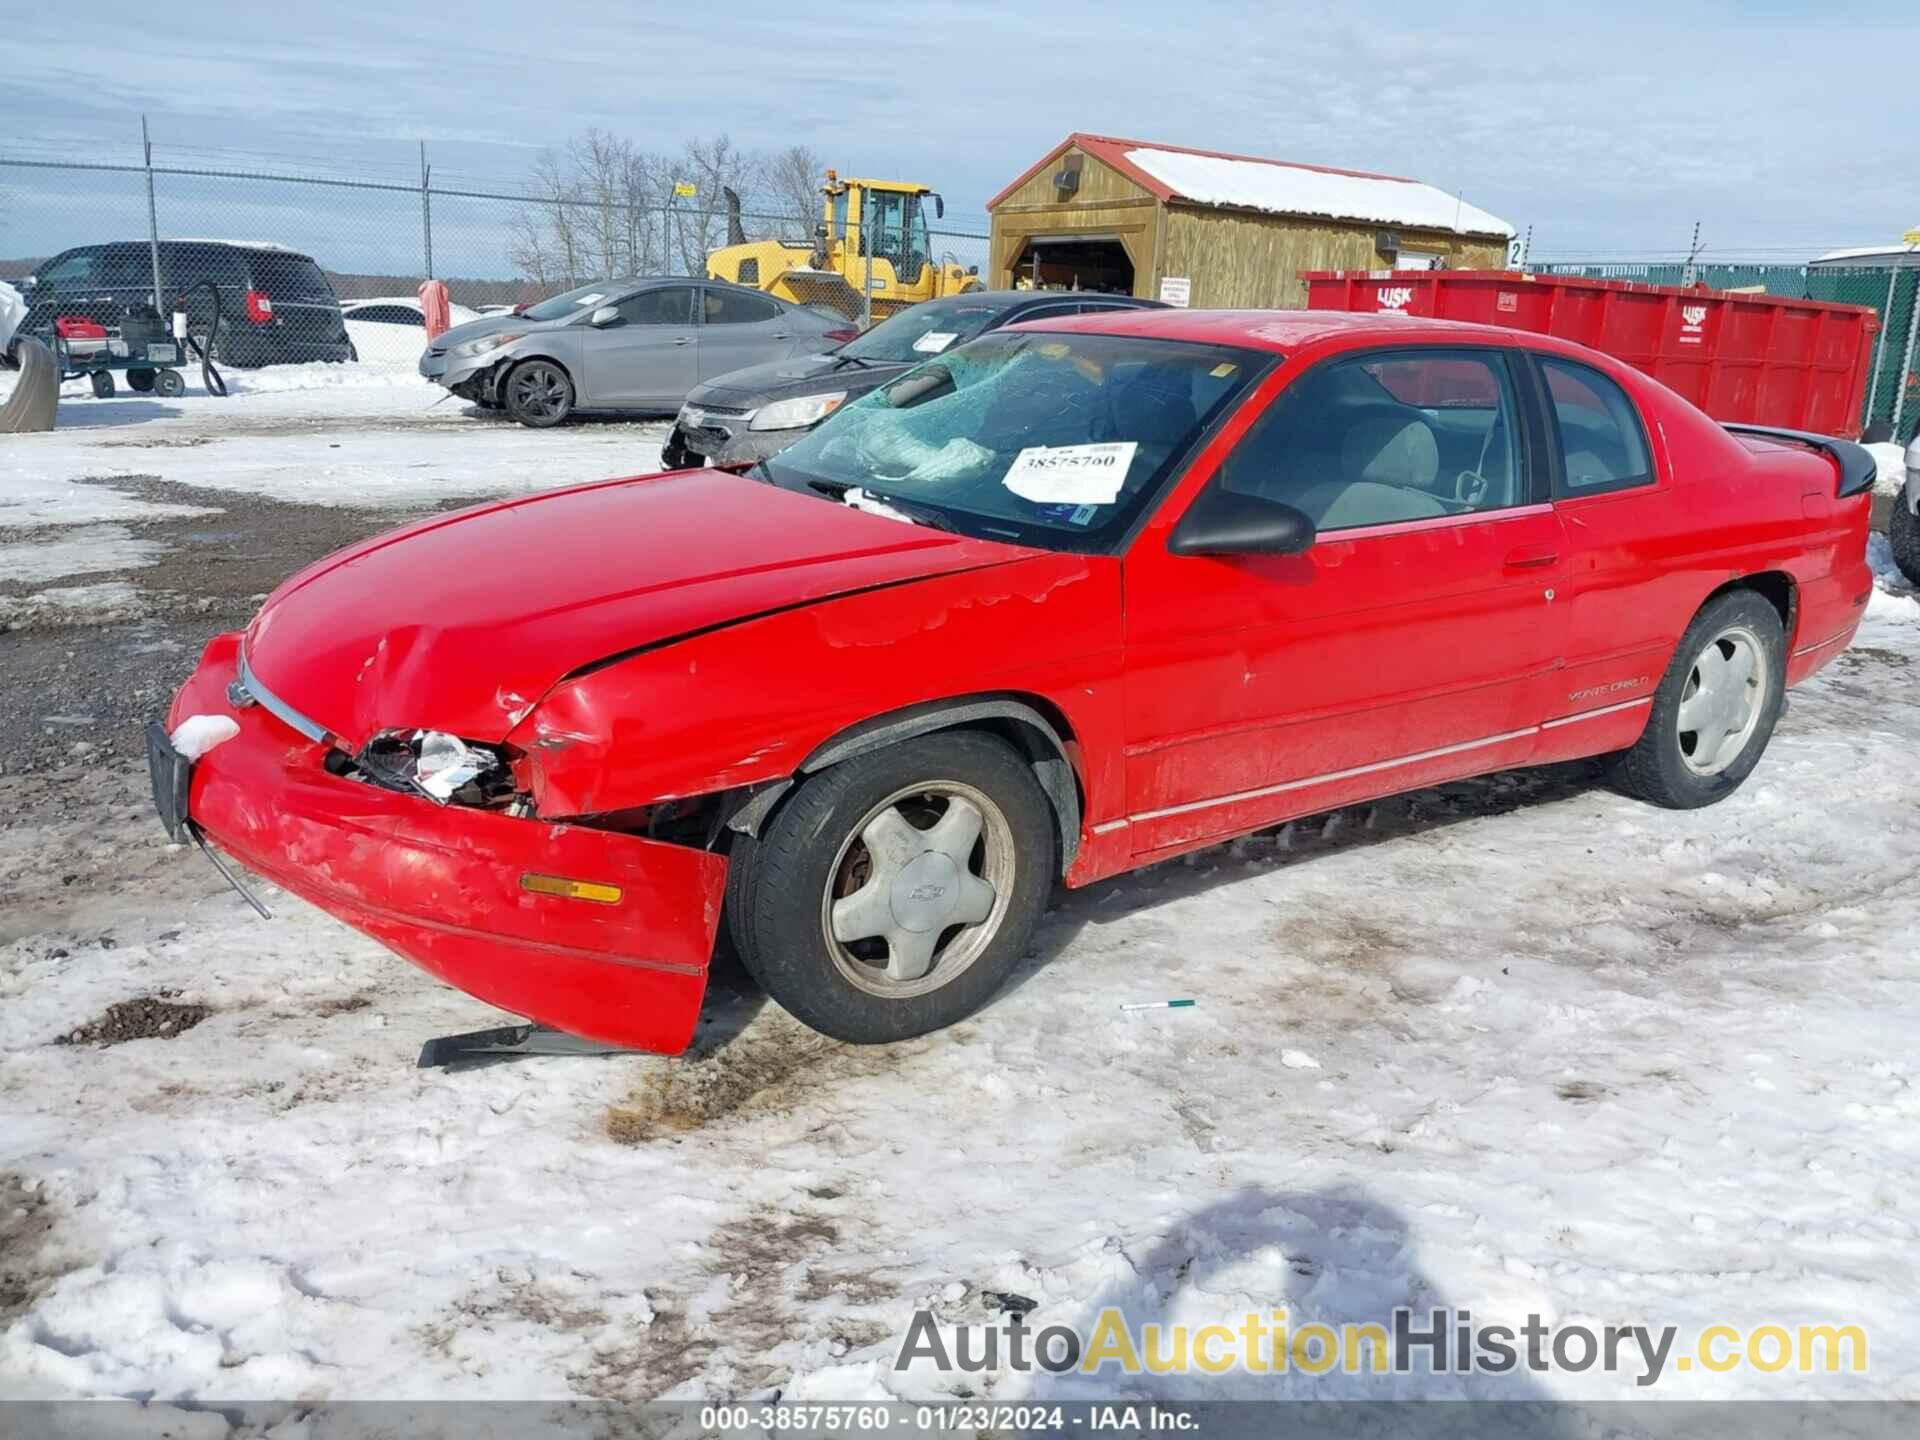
156 632 727 1055
672 406 807 467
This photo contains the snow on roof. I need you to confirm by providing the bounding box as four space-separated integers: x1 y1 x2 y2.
1814 243 1920 264
1123 146 1515 239
167 238 306 253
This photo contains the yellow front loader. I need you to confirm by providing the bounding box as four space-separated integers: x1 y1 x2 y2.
708 171 980 323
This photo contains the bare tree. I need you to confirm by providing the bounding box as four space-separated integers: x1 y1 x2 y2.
670 134 757 275
760 145 825 242
509 131 813 288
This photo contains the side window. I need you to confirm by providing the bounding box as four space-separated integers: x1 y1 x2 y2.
703 289 780 325
40 251 99 288
1539 358 1654 495
1213 348 1525 533
615 287 695 326
356 305 419 325
96 245 150 289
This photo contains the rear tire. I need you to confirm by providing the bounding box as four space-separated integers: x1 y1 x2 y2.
504 358 573 428
729 732 1054 1044
89 370 115 398
1609 590 1785 809
1889 492 1920 586
153 369 185 398
126 368 156 392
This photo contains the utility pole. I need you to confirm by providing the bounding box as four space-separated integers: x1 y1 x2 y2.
142 115 164 314
1682 220 1702 287
420 141 434 279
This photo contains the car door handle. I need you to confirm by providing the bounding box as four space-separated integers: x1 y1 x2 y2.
770 332 791 340
1504 545 1560 570
672 336 692 346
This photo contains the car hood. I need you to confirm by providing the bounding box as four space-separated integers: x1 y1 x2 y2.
242 469 1034 747
687 352 910 408
431 312 570 348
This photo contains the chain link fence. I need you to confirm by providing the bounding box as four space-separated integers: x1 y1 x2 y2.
1533 260 1920 442
0 144 991 341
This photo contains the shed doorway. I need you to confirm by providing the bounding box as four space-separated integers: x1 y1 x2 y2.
1010 236 1135 294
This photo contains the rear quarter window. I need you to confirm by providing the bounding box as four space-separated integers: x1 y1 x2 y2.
1539 357 1654 496
160 244 248 291
248 252 334 300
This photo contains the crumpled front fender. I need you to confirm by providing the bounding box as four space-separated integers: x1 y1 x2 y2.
171 632 726 1054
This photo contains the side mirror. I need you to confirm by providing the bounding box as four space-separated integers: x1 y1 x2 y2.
932 193 946 220
589 305 619 327
1168 488 1316 557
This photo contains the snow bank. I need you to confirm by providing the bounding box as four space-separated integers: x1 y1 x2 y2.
0 525 167 585
1125 147 1514 238
1866 440 1908 496
0 373 672 524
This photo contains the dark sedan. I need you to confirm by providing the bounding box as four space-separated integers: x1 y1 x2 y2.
662 289 1162 468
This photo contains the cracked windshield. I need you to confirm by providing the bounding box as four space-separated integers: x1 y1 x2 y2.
755 331 1264 547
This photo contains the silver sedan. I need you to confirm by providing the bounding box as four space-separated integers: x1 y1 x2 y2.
419 278 848 428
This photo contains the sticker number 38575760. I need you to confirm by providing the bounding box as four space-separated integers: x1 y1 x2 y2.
1002 442 1138 505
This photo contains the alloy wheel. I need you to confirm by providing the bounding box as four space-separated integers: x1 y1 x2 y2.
509 362 569 422
1676 623 1768 776
820 781 1016 999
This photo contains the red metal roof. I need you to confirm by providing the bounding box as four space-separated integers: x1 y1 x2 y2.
986 132 1418 213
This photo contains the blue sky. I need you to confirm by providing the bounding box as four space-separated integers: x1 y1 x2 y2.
3 0 1916 274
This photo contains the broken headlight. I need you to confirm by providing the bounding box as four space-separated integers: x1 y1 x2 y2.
347 729 516 807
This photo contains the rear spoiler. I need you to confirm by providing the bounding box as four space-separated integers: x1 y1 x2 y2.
1723 424 1878 498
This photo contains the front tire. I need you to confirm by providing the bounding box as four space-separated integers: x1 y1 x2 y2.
729 732 1054 1044
1890 492 1920 586
1609 589 1785 809
504 358 574 428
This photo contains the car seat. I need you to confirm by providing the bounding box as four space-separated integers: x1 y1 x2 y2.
1294 416 1448 528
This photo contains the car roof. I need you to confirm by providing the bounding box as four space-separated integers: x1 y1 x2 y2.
917 289 1157 314
1011 306 1556 354
57 239 319 262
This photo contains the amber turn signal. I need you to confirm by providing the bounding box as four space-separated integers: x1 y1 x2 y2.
520 873 623 905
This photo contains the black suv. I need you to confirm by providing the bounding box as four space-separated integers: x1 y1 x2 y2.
19 240 352 369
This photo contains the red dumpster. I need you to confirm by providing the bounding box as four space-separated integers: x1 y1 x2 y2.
1302 270 1880 440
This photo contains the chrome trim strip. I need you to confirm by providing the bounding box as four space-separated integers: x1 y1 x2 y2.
1791 630 1850 659
1121 699 1653 830
1090 818 1130 835
1540 695 1652 730
236 646 329 743
1129 724 1539 826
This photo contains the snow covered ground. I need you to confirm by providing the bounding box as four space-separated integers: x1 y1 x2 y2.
1 367 1918 1413
0 357 672 537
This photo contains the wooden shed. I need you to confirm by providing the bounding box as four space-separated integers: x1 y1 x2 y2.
986 134 1514 308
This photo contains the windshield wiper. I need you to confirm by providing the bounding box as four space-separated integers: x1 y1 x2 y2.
803 477 955 533
830 353 875 370
855 489 959 533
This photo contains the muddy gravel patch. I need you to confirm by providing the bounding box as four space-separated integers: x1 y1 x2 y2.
604 1013 907 1145
0 1173 66 1326
56 993 211 1047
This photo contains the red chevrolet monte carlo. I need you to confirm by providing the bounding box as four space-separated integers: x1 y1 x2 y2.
152 310 1876 1054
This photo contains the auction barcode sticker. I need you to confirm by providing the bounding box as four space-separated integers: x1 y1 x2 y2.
1002 442 1137 505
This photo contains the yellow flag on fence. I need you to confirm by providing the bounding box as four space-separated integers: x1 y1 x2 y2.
673 182 698 199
